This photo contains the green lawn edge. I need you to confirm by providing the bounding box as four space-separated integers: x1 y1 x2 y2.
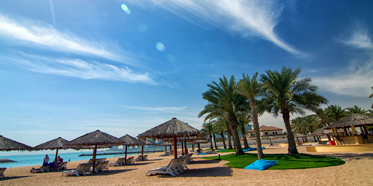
202 153 345 170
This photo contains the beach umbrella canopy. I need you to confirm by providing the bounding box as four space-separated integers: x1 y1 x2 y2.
65 130 125 172
138 117 203 159
0 135 32 151
325 113 373 129
119 134 146 162
33 137 71 161
143 139 156 146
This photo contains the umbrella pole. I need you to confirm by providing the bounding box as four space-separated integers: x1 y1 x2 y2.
125 145 128 165
165 146 167 153
55 149 59 162
173 136 177 159
198 143 200 152
92 144 97 173
269 139 272 145
142 145 144 160
184 141 187 154
181 142 184 155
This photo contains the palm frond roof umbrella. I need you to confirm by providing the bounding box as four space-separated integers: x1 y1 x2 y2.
65 130 125 172
324 113 373 129
138 117 203 159
33 137 71 161
119 134 146 163
143 139 156 146
0 135 32 151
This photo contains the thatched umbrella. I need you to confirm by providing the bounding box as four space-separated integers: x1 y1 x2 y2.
119 134 146 163
65 130 125 171
190 139 208 152
325 113 373 135
138 117 203 159
33 137 71 162
0 135 32 151
156 141 174 153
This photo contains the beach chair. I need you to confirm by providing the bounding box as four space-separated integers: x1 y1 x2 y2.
159 152 170 157
142 155 149 161
136 155 143 161
126 156 135 165
94 161 109 172
57 162 68 170
175 157 188 173
145 158 180 176
31 165 50 173
62 163 87 176
0 167 6 178
185 153 193 164
109 157 126 166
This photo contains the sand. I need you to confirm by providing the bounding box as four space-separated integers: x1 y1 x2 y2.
1 146 373 186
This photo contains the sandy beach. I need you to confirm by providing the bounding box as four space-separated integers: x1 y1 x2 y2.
1 146 372 186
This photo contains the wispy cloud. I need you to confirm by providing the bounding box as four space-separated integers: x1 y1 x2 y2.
122 106 187 112
342 26 373 49
313 26 373 98
0 13 132 64
13 53 153 83
130 0 302 55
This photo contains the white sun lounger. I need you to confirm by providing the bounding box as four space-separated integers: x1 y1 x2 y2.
94 161 109 172
126 156 135 165
145 158 181 176
62 163 87 176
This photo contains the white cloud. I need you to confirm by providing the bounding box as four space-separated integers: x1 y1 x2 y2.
122 106 187 112
0 14 131 64
130 0 302 55
313 58 373 98
13 53 153 83
342 27 373 49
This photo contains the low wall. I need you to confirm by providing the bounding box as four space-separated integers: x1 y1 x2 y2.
306 144 373 152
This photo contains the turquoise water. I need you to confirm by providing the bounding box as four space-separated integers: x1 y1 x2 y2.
0 147 164 168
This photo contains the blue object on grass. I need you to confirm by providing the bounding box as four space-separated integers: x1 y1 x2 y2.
262 147 265 149
197 153 207 155
244 159 277 170
219 149 226 151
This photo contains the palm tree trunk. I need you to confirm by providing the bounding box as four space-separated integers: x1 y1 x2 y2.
209 135 213 149
213 134 218 149
229 115 244 155
282 111 299 155
221 132 227 149
240 126 249 149
250 99 264 159
226 123 233 149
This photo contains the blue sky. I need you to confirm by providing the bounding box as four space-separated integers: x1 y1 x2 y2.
1 0 373 149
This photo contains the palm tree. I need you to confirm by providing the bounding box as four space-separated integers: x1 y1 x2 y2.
345 105 367 114
236 72 264 159
312 108 333 127
199 76 249 155
326 105 347 121
260 67 328 155
214 118 228 149
201 122 214 149
237 113 250 149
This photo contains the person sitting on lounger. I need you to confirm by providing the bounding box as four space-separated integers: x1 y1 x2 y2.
58 156 63 163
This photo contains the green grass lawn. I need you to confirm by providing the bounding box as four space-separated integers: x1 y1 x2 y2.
202 153 345 170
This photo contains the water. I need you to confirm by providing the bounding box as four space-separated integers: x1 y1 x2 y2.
0 147 165 168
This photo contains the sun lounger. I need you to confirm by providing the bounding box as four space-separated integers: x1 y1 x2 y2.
0 167 6 178
176 157 188 173
136 155 143 161
31 165 50 173
126 156 135 165
94 161 109 172
184 153 193 164
57 162 68 170
142 155 149 161
62 163 87 176
159 152 170 157
146 158 180 176
87 158 106 164
109 157 126 166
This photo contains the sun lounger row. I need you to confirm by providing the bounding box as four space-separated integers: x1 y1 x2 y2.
146 154 193 176
31 162 68 173
109 156 135 167
62 163 93 176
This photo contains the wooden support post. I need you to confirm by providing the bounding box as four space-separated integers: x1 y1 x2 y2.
173 136 177 159
184 141 188 154
351 125 357 135
92 144 97 173
125 145 128 165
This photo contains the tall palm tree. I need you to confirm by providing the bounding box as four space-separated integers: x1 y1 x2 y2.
237 113 250 149
259 67 328 155
202 122 214 149
326 105 347 121
214 118 228 149
345 105 367 114
236 72 264 159
199 76 249 155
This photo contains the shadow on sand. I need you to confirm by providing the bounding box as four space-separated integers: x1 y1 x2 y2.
83 168 136 177
0 175 33 181
327 152 373 160
158 167 232 178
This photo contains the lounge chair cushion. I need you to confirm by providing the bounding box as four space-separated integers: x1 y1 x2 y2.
244 159 277 170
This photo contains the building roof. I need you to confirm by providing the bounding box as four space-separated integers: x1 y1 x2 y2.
248 125 283 133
